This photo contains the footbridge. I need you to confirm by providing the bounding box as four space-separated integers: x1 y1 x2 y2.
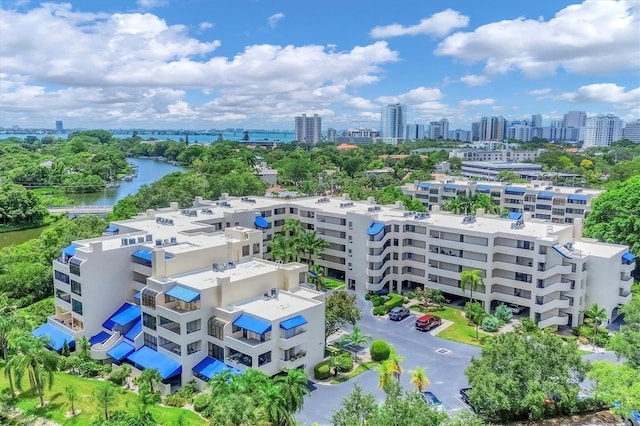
47 205 114 218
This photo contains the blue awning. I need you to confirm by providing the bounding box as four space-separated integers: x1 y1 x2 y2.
568 194 588 202
254 215 268 229
105 225 119 233
443 184 457 191
89 331 111 346
192 357 240 381
233 314 272 334
622 253 636 262
552 244 573 259
367 222 385 236
102 303 141 330
32 323 75 352
280 315 308 330
475 185 492 193
134 292 141 300
132 249 153 262
417 183 430 189
107 341 135 361
505 187 525 195
124 319 142 342
127 346 182 380
537 191 554 200
166 285 200 303
62 243 80 257
507 212 523 220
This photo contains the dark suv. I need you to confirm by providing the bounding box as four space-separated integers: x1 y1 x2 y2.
388 306 410 321
415 314 442 331
460 387 475 411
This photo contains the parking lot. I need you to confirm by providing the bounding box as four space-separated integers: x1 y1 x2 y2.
296 293 481 425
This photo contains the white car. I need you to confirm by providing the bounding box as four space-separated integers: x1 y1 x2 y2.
508 304 524 314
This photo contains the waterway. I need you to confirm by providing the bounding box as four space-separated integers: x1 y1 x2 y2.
0 158 187 248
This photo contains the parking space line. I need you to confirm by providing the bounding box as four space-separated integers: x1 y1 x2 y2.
397 315 414 324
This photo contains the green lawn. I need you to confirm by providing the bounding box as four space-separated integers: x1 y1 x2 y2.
0 370 206 425
426 306 492 347
330 361 378 384
325 278 345 290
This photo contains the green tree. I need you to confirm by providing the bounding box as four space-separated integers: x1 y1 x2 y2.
367 382 449 425
376 359 395 393
340 326 372 362
465 301 486 340
298 230 329 265
78 336 90 359
443 196 464 214
331 384 376 426
274 368 310 414
460 269 484 302
94 384 117 420
387 353 404 381
582 303 607 349
588 361 640 418
308 264 326 291
269 234 298 263
0 293 27 360
11 334 59 407
258 380 294 426
138 368 162 394
325 291 361 344
65 385 77 415
608 294 640 367
410 366 430 392
282 218 303 239
494 303 513 323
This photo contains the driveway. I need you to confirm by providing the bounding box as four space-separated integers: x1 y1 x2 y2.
297 293 481 425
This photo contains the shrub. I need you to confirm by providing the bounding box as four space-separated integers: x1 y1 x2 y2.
371 295 382 307
494 304 513 322
364 293 372 301
370 340 391 361
163 394 187 407
193 394 211 412
335 353 354 373
314 361 331 380
520 317 538 333
176 380 198 401
382 293 404 312
108 367 130 386
481 315 500 332
372 306 386 316
78 359 102 378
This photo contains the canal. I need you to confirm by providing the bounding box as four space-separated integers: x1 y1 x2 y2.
0 158 187 248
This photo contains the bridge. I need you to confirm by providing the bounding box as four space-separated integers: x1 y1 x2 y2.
48 205 114 218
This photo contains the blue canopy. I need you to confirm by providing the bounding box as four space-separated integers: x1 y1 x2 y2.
233 314 272 334
568 194 588 202
255 215 268 229
537 191 554 200
62 243 80 257
89 331 111 346
475 185 492 193
166 285 200 303
107 341 135 361
505 187 525 195
417 183 430 189
127 346 182 380
622 253 636 263
134 292 141 300
367 222 385 236
443 183 457 191
124 319 142 342
192 357 240 381
132 249 153 262
103 303 141 330
280 315 308 330
105 225 119 233
32 323 75 352
507 212 523 220
552 243 573 259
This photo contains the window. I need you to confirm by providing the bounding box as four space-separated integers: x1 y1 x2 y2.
274 219 285 227
283 347 296 361
143 332 157 350
405 224 415 233
274 208 286 215
69 258 83 276
207 317 226 340
187 319 201 334
394 225 399 232
71 299 83 315
348 221 353 230
187 341 201 355
258 351 271 366
393 253 398 260
208 342 225 361
70 280 82 296
242 245 250 256
289 207 298 214
142 289 158 309
55 270 70 284
253 243 261 255
143 312 156 330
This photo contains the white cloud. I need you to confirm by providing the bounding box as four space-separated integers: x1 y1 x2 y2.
527 88 552 96
435 0 640 77
377 87 444 105
268 12 284 29
460 74 489 86
137 0 168 10
199 21 214 30
370 9 469 38
459 98 495 108
556 83 640 110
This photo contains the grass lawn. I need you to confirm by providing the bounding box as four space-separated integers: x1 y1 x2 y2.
325 278 345 290
0 370 206 426
330 361 378 384
427 306 491 347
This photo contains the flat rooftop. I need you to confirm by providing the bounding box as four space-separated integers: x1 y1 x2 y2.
234 290 321 321
404 180 603 196
462 161 542 169
574 239 628 258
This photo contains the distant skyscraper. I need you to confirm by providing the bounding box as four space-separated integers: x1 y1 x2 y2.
471 122 481 141
622 119 640 143
326 128 337 143
480 116 507 141
448 129 472 142
294 114 321 144
406 123 424 140
55 120 64 131
583 114 623 148
428 118 449 140
562 111 586 129
531 114 542 128
380 104 406 139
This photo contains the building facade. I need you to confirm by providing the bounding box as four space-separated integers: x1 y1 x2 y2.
583 114 623 148
294 114 322 144
406 124 425 141
428 119 449 140
381 104 406 140
623 119 640 143
480 116 508 141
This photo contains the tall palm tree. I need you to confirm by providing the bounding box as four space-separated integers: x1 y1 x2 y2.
94 384 117 421
308 264 326 291
583 303 607 349
443 196 464 214
387 353 404 381
0 293 26 361
275 368 310 414
269 234 298 263
298 230 329 265
65 385 77 415
340 327 372 362
376 361 395 393
259 381 295 425
208 369 235 396
11 335 59 407
78 336 90 359
471 193 501 215
138 368 162 394
282 218 303 239
460 269 484 303
410 367 430 392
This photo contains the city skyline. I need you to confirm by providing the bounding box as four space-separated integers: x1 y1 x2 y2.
0 1 638 130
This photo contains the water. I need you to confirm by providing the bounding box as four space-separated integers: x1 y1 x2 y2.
0 158 186 248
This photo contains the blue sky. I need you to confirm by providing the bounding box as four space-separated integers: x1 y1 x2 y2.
0 0 638 130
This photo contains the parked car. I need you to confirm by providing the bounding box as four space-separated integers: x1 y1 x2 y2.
388 306 410 321
415 314 442 332
508 304 524 314
420 391 446 412
623 410 640 426
459 387 475 411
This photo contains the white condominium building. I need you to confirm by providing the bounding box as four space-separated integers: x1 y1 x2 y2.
40 202 325 393
583 114 623 147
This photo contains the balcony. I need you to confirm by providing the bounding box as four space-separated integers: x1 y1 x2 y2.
537 264 573 279
618 291 632 305
621 272 633 282
279 350 307 370
490 291 531 306
534 296 570 312
536 279 572 296
227 333 270 348
280 328 308 349
159 319 181 335
537 313 569 329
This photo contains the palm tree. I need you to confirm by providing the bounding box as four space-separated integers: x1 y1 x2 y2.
269 234 298 263
471 193 501 215
298 230 329 265
340 327 372 362
460 269 484 303
275 368 310 413
308 264 326 291
376 361 395 393
78 336 90 359
65 385 77 415
387 353 404 381
443 197 464 214
138 368 162 394
94 384 117 421
259 380 295 425
208 369 235 396
583 303 607 350
0 293 27 361
410 367 430 392
3 355 18 398
11 335 59 407
283 218 303 239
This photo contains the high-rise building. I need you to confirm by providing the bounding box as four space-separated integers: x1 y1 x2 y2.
507 125 533 142
583 114 623 148
480 116 507 141
380 104 406 140
448 129 472 142
406 124 424 140
531 114 542 128
471 122 481 141
623 119 640 143
563 111 586 129
55 121 64 131
294 114 321 144
428 118 449 140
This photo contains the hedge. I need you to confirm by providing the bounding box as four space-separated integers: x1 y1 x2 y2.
370 340 391 361
383 293 404 311
314 361 331 380
373 306 387 316
336 353 354 373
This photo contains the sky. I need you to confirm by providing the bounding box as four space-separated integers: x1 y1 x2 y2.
0 0 638 131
